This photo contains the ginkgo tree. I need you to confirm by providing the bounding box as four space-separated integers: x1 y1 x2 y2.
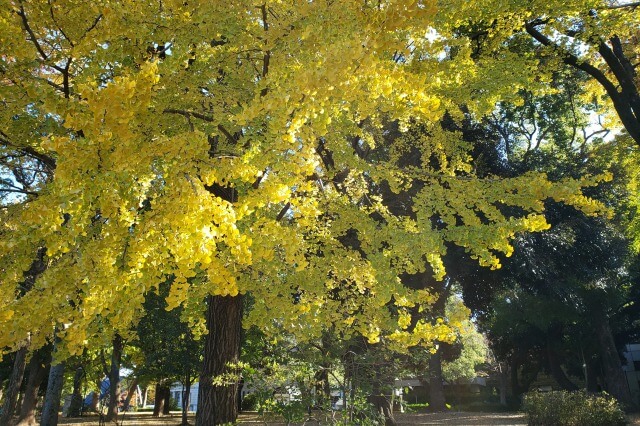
0 0 617 424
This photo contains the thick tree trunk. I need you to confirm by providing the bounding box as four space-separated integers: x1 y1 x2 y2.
66 367 85 418
0 347 29 425
546 340 579 391
585 358 600 392
426 281 449 413
195 295 243 426
17 347 51 426
40 361 65 426
510 353 539 399
428 347 446 411
593 310 636 409
105 334 123 422
153 382 169 417
163 386 171 415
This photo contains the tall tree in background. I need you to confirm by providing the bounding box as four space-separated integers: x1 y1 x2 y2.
451 66 640 407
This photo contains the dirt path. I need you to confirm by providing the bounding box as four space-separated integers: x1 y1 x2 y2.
40 411 640 425
50 411 529 425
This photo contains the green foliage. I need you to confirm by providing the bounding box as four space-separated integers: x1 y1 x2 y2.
442 296 489 382
275 400 308 424
134 282 202 384
405 402 430 412
523 391 627 426
342 390 385 426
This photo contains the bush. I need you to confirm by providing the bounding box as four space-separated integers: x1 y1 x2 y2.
523 390 627 426
241 392 258 411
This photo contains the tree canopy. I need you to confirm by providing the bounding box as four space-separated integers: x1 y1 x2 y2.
0 0 621 369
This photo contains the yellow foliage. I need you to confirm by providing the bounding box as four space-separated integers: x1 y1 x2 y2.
0 0 617 357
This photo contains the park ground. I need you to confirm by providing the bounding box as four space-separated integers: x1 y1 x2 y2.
52 411 640 425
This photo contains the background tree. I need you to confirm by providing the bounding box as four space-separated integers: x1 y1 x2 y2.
449 68 640 408
135 282 202 425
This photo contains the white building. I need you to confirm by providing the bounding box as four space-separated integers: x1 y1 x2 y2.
169 382 255 412
623 343 640 406
170 382 200 412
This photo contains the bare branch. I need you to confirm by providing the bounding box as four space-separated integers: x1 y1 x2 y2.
0 187 38 196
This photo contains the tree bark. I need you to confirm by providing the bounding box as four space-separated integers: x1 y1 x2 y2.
428 288 448 412
39 360 65 426
163 385 171 415
66 367 85 417
195 295 243 426
428 347 446 411
105 334 123 422
182 376 192 426
546 339 579 391
153 382 169 417
585 358 600 393
367 395 396 426
314 367 330 408
17 347 51 426
0 347 29 425
122 377 138 412
1 247 48 423
593 309 636 409
498 363 508 406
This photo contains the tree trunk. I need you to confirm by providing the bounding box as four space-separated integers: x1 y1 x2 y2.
585 358 600 393
510 352 539 399
105 334 123 422
498 364 508 406
546 340 579 391
195 295 243 426
428 346 446 411
342 348 356 422
593 310 636 409
367 395 396 426
0 347 29 425
40 361 65 426
163 385 171 415
66 367 85 418
123 377 139 412
314 367 330 408
182 377 192 426
153 382 169 417
142 386 148 408
17 347 51 426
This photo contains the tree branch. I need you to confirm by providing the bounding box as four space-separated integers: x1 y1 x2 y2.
0 132 56 172
17 2 50 62
525 21 640 144
47 0 74 47
605 1 640 10
276 202 291 221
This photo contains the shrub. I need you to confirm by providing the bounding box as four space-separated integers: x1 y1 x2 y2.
523 390 627 426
